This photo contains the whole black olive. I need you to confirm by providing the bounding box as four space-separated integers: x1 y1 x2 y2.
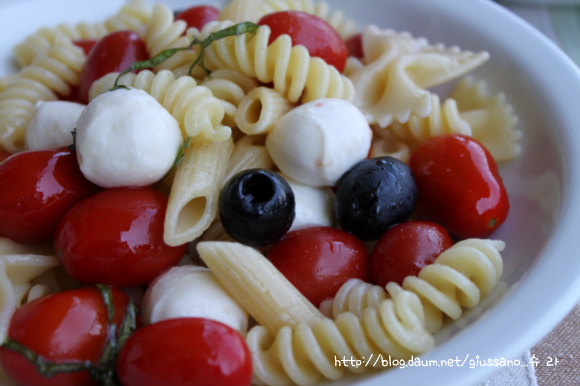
219 169 295 247
334 157 417 240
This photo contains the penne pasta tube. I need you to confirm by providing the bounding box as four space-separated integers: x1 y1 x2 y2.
164 138 234 246
235 87 295 135
197 241 326 334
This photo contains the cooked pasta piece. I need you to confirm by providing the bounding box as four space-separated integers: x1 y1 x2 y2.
247 288 433 386
0 75 18 94
89 70 230 143
358 51 488 127
202 69 259 127
12 0 152 67
328 238 505 333
203 68 259 95
319 278 388 319
0 254 60 344
193 20 355 104
25 284 51 302
343 56 364 77
450 76 521 162
103 0 152 33
164 138 234 247
0 38 85 152
235 87 295 135
137 2 207 78
223 134 274 184
218 0 268 23
140 2 188 57
348 25 489 128
404 238 504 331
0 237 54 256
247 238 504 385
197 241 326 334
386 93 472 144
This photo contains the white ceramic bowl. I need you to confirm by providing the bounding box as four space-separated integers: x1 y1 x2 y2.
1 1 580 385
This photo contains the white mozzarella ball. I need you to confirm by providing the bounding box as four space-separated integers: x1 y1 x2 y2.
281 174 335 231
75 88 182 188
266 98 372 187
142 265 249 333
26 100 85 150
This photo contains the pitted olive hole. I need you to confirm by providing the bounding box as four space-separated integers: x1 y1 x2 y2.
242 173 275 204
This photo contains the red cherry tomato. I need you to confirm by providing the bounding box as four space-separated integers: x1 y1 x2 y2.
0 287 129 386
258 11 349 73
345 33 363 58
116 318 252 386
73 39 97 55
54 187 187 287
78 30 148 104
409 134 510 239
175 5 220 30
371 221 453 287
0 147 100 243
267 226 371 306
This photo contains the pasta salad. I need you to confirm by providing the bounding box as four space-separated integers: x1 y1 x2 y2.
0 0 521 385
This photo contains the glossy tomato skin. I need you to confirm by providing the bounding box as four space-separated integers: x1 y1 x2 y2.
0 287 129 386
371 221 453 287
258 11 349 72
78 30 148 103
267 226 371 306
175 5 220 30
116 318 252 386
0 147 100 243
409 134 510 239
54 187 187 287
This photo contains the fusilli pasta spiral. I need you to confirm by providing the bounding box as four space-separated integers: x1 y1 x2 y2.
12 0 152 67
140 2 188 57
201 69 259 127
247 238 505 385
247 287 434 386
328 238 505 333
137 2 207 78
0 38 85 152
194 20 355 104
89 69 230 143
